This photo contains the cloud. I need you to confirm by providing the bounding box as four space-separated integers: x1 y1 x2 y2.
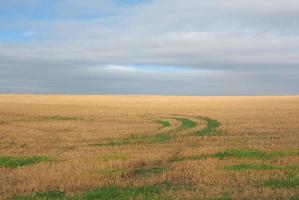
104 65 138 72
0 0 299 94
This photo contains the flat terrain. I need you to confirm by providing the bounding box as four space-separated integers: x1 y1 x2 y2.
0 95 298 200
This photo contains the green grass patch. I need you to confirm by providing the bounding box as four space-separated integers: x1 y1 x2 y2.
224 164 299 171
156 120 170 128
213 149 284 160
175 118 197 130
0 156 51 169
94 133 175 147
12 191 67 200
134 166 165 177
13 185 162 200
153 134 174 143
171 149 296 164
83 186 161 200
12 181 198 200
196 117 221 137
224 164 275 171
40 115 78 121
264 177 299 189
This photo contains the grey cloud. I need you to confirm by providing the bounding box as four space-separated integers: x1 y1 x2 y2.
1 34 299 71
0 0 299 95
1 64 298 95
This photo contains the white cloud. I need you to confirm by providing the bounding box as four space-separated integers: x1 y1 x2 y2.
104 65 138 72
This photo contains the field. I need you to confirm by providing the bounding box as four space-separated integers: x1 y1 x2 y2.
0 95 298 200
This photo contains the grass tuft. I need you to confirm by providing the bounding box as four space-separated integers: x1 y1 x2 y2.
224 164 299 171
0 156 51 169
196 117 221 137
153 134 174 143
175 118 197 130
12 191 67 200
224 164 276 171
83 186 161 200
12 186 161 200
264 177 299 189
213 149 284 160
156 120 170 128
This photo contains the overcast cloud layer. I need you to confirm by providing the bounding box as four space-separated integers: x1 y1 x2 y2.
0 0 299 95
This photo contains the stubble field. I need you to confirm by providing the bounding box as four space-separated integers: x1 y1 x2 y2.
0 95 298 200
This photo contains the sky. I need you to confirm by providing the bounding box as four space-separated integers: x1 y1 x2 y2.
0 0 299 95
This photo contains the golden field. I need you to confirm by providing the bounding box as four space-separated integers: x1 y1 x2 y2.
0 95 298 200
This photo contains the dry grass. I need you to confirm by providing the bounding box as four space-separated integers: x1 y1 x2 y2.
0 95 298 199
